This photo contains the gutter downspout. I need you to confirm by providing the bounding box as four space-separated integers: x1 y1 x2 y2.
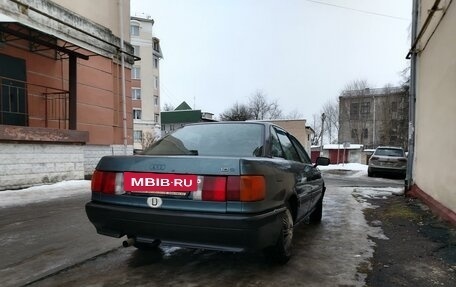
119 0 128 155
406 0 419 190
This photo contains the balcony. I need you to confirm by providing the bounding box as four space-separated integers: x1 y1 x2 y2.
0 76 69 129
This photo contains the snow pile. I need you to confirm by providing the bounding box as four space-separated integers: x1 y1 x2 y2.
353 187 405 200
318 163 368 171
0 180 90 208
319 163 368 177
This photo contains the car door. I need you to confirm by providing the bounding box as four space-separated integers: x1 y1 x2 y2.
273 127 312 221
288 135 324 210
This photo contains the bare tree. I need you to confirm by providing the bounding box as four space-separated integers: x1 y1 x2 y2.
286 109 304 119
162 103 175 111
400 65 411 92
248 90 282 120
310 113 322 145
220 102 253 121
342 79 370 97
141 130 160 150
321 99 339 144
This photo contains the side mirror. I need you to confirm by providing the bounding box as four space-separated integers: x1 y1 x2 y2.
314 156 330 167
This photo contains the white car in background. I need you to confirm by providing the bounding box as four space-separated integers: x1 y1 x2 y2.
368 146 407 178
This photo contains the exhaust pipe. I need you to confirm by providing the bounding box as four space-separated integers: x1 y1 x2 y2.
122 237 135 248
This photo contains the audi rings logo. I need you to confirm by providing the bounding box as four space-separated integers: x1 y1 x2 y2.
150 164 166 170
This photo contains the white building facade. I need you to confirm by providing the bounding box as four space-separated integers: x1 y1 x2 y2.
130 16 162 151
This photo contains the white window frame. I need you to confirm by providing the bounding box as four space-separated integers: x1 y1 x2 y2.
133 45 140 57
133 109 142 120
134 130 142 142
132 88 141 100
132 66 140 79
153 56 159 68
154 76 159 90
130 24 140 36
154 95 159 106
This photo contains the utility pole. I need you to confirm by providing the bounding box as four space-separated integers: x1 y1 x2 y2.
320 113 326 153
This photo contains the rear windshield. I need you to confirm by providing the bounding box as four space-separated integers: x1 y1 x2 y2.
142 123 264 157
374 148 404 157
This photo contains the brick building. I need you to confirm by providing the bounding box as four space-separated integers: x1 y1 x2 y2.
0 0 134 189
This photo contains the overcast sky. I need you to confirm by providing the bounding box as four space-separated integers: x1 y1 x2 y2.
131 0 412 120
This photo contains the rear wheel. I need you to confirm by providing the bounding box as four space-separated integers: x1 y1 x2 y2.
368 168 374 177
264 207 294 264
309 196 323 224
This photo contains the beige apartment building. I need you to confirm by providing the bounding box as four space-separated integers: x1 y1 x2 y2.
408 0 456 223
0 0 134 189
130 16 162 151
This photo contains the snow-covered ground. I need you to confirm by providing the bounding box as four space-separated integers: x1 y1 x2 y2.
0 180 90 208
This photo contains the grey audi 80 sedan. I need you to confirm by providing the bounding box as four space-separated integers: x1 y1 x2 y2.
86 122 330 263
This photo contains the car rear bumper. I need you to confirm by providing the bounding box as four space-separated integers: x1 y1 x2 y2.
85 201 285 252
368 166 406 174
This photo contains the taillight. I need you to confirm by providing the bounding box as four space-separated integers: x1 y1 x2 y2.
202 176 226 201
201 175 265 202
91 170 124 195
227 176 265 202
370 156 379 161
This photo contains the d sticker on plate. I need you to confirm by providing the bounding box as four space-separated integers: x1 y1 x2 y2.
147 197 163 208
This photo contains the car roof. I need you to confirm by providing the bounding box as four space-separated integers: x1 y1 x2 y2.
186 121 280 129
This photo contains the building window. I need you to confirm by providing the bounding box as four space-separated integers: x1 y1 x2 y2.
132 88 141 100
154 76 159 90
134 130 142 142
153 56 159 68
170 124 174 131
161 125 165 131
133 45 140 57
133 109 142 120
153 41 159 52
154 114 159 123
361 102 370 114
350 103 359 120
130 24 140 36
351 129 358 139
132 66 140 79
363 128 368 139
154 96 159 106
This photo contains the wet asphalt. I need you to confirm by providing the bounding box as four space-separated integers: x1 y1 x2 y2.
0 171 404 287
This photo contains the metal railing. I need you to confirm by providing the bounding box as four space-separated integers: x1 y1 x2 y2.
0 76 69 129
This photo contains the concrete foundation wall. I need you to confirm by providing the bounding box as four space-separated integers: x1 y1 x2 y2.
0 142 84 190
84 144 133 177
0 143 133 190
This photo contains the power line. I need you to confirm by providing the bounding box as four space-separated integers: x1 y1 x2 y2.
305 0 410 21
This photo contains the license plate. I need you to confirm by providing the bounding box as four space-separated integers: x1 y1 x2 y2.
124 172 198 192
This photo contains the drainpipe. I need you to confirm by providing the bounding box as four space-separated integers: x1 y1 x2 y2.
405 0 419 190
372 96 376 148
119 0 128 155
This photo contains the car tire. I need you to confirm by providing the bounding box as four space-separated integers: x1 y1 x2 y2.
368 168 373 177
264 206 294 264
133 239 161 250
309 196 323 224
